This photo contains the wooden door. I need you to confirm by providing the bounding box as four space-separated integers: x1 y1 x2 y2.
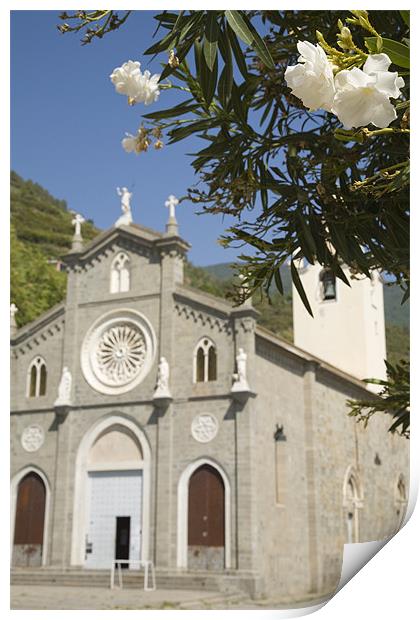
188 465 225 570
13 472 46 566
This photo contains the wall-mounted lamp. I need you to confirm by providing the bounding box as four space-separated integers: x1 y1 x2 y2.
274 424 287 442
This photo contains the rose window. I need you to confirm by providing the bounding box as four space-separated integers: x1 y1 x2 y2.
96 324 146 385
81 309 156 395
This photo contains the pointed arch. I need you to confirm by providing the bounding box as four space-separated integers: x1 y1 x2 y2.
110 252 130 293
10 466 51 566
394 473 408 532
70 414 151 566
342 466 363 543
177 457 231 569
193 337 217 383
26 356 47 397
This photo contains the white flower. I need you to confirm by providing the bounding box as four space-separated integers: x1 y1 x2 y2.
121 128 150 154
332 54 405 129
285 41 336 111
136 69 160 106
110 60 160 106
121 133 138 153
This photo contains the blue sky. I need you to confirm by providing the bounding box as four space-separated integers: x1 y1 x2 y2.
10 10 244 266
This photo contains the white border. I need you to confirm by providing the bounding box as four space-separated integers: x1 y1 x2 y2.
70 414 152 566
10 465 51 566
176 457 231 569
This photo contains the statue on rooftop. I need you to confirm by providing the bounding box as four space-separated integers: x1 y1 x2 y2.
115 187 133 227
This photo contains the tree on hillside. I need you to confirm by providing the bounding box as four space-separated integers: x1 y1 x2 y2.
58 10 409 436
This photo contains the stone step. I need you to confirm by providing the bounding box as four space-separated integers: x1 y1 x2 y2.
10 568 249 593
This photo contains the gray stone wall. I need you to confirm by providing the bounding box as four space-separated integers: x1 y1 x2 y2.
312 369 409 594
10 227 410 601
253 336 312 598
11 313 65 413
252 335 410 599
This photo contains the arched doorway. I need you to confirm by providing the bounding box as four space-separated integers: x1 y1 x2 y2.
13 472 46 566
188 464 225 570
70 416 151 568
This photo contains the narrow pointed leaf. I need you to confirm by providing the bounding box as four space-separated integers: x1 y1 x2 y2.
365 37 410 68
203 12 220 70
226 24 249 79
291 261 313 316
225 10 275 69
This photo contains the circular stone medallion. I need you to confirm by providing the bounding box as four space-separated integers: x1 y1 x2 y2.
21 424 45 452
81 309 156 396
191 414 219 443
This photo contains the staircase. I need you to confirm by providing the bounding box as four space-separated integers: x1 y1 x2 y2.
11 566 259 596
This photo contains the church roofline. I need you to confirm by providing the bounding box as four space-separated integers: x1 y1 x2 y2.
255 325 371 394
10 302 65 344
62 224 190 264
174 285 241 317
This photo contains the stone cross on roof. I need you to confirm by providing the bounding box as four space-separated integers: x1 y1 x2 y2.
165 194 179 220
70 213 85 252
164 194 179 236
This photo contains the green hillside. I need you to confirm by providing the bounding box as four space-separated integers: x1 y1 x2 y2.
11 171 99 326
10 171 408 365
202 262 409 329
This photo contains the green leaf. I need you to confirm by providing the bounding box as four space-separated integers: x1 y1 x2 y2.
297 212 317 259
226 24 249 79
168 119 215 144
291 261 313 316
225 10 253 45
144 30 178 55
218 65 233 107
203 11 220 70
365 37 410 68
217 25 233 106
274 267 284 295
199 40 218 106
400 10 410 28
231 81 247 124
225 10 275 69
142 99 198 120
180 11 204 40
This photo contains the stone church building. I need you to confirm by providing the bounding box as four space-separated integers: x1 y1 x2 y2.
10 196 409 600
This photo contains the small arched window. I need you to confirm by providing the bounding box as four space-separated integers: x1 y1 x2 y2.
320 268 337 301
395 475 408 532
27 357 47 397
110 252 130 293
343 468 362 543
193 338 217 383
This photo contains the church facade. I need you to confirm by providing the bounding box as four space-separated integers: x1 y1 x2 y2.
10 201 409 600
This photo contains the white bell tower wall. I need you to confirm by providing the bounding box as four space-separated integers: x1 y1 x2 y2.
292 263 387 383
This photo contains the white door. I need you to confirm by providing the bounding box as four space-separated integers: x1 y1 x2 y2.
85 470 142 569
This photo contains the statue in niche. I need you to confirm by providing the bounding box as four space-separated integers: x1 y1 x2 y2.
232 347 250 392
154 357 171 399
115 187 133 227
55 366 72 407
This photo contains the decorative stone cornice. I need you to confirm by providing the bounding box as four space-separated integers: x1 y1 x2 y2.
174 302 232 334
11 303 65 352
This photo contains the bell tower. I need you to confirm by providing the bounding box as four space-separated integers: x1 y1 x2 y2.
292 263 387 383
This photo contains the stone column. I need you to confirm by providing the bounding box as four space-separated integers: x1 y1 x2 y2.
303 360 320 593
154 238 189 568
49 251 82 567
231 305 259 572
